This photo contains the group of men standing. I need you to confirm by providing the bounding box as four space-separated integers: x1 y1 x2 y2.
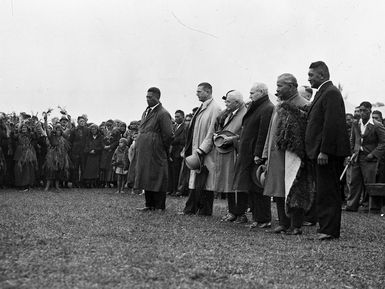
132 61 355 241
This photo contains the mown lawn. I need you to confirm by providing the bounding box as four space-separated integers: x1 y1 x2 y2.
0 189 384 289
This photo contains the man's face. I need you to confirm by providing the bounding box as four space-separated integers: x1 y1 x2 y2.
308 68 324 89
276 79 292 100
78 118 86 127
354 108 361 120
60 119 68 127
119 124 126 132
174 112 184 125
225 96 238 112
196 86 210 102
372 113 382 123
345 115 353 128
249 87 263 102
146 91 159 107
359 106 371 123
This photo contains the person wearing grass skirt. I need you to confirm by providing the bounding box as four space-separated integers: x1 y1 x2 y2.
13 124 38 190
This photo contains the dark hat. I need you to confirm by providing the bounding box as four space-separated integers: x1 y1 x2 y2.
251 164 267 188
213 130 237 154
77 115 86 121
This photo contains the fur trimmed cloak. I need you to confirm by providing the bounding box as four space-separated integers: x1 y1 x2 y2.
263 95 314 215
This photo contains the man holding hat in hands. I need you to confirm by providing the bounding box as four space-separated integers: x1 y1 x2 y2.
213 90 248 223
181 82 221 216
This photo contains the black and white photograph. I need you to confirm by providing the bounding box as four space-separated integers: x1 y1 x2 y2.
1 0 385 288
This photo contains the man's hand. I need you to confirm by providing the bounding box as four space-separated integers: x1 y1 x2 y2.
254 156 264 165
365 153 375 161
317 152 328 165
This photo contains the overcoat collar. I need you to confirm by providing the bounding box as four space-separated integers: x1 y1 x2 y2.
244 95 269 118
307 81 334 116
141 102 162 125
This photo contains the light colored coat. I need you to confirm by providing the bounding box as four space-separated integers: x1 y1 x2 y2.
263 93 309 198
188 98 222 191
214 104 247 193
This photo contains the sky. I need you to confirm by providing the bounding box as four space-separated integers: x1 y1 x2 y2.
1 0 385 123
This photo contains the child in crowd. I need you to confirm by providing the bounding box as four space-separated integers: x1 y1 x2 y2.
111 138 129 194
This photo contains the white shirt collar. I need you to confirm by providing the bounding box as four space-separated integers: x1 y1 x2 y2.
317 80 332 91
359 117 374 127
149 103 160 110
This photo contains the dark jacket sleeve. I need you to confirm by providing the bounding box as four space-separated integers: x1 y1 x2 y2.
159 110 174 151
371 121 385 159
320 88 350 156
254 104 274 158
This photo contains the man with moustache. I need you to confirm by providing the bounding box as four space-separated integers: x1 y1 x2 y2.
213 90 248 223
233 83 274 229
305 61 350 240
181 82 222 216
263 74 312 235
135 87 173 211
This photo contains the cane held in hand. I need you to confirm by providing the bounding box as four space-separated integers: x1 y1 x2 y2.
340 152 358 181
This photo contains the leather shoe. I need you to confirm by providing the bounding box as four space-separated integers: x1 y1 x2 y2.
318 233 334 240
257 222 271 228
248 222 259 230
302 221 316 226
234 214 248 224
221 213 236 222
272 225 287 233
286 228 302 235
136 207 153 211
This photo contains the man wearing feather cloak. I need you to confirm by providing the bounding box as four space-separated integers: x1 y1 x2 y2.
263 73 313 235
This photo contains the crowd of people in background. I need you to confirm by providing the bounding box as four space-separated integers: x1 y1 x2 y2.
1 61 384 241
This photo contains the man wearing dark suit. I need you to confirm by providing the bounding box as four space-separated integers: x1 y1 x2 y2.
305 61 350 240
345 102 385 211
168 110 186 196
233 82 274 229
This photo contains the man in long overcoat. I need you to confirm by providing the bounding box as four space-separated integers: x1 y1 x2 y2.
213 90 247 223
233 83 274 229
263 74 311 235
305 61 350 240
135 87 173 211
181 82 222 216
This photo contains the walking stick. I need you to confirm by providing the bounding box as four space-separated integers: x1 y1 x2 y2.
339 152 357 181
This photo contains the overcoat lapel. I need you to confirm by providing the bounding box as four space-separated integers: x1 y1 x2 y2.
140 105 160 126
307 81 333 116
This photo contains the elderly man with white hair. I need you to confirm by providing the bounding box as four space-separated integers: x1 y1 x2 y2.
213 90 248 223
233 83 274 229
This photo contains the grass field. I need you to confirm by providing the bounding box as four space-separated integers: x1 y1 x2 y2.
1 189 384 289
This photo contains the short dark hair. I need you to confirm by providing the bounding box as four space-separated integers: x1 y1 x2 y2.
309 61 330 79
175 110 185 117
359 101 372 110
147 87 161 98
372 110 383 119
346 113 353 117
198 82 212 94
